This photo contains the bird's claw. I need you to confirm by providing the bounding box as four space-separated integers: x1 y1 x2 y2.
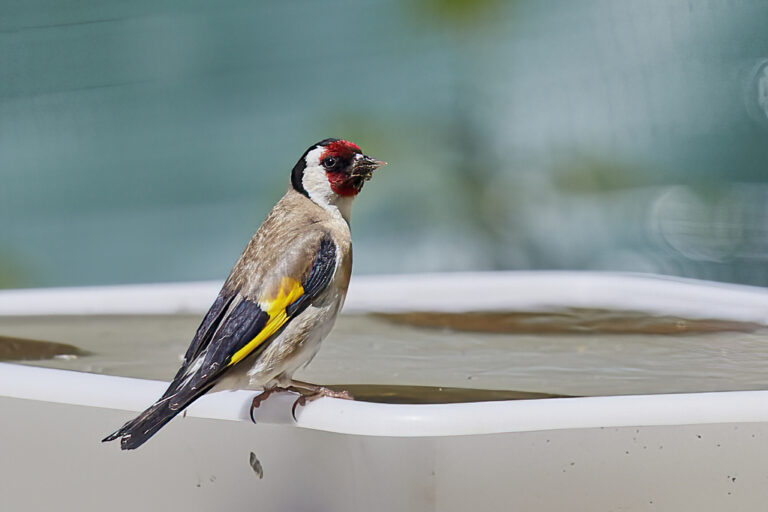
290 386 353 421
249 387 284 423
249 385 353 423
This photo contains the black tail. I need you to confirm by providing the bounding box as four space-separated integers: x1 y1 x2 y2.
102 384 212 450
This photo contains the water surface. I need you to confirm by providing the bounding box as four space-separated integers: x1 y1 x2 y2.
2 310 768 398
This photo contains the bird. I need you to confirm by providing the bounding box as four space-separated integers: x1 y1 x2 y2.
103 138 386 450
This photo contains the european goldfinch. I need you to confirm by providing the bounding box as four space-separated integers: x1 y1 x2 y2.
103 139 385 450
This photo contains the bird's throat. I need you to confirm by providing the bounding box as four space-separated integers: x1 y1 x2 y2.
326 172 362 197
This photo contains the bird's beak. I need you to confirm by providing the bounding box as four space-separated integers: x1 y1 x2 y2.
351 155 387 181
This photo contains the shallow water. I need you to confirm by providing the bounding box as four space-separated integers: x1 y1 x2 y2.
2 310 768 398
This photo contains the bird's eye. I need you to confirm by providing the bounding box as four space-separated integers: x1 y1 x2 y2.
322 157 337 169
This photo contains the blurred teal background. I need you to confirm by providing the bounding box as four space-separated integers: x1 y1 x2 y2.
2 0 768 289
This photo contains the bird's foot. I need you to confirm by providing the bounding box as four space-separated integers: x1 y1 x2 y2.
249 386 291 422
286 381 353 420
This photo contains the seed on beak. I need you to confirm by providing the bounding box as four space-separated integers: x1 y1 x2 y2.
351 155 387 181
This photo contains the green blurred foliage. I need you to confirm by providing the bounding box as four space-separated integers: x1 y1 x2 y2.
411 0 509 30
0 252 26 289
551 157 640 194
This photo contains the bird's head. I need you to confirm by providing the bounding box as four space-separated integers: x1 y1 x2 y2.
291 138 386 217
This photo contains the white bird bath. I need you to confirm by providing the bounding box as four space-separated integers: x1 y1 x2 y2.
1 272 768 511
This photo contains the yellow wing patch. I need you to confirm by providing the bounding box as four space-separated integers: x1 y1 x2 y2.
228 277 304 366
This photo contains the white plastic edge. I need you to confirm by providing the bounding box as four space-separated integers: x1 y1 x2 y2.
3 362 768 437
0 272 767 323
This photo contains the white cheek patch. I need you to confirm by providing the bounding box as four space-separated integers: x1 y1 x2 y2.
302 163 335 207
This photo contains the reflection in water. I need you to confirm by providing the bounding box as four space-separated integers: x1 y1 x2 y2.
323 384 567 404
0 334 87 362
375 309 763 335
3 311 768 399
